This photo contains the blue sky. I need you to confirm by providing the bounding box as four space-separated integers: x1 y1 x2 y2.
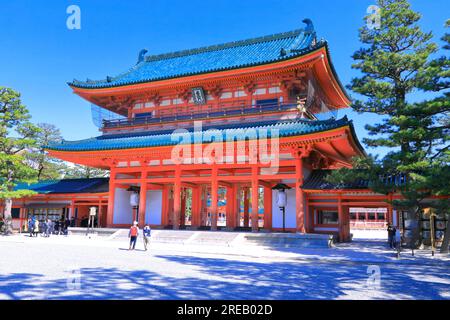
0 0 448 157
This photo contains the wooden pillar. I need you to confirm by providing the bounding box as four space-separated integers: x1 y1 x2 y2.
295 156 305 233
200 185 208 227
97 199 103 228
387 193 393 225
211 167 218 231
226 185 237 229
138 180 147 228
243 188 249 227
180 188 186 227
337 194 350 242
161 186 169 226
251 166 259 232
263 186 272 230
235 185 241 228
191 187 201 228
173 168 181 230
106 179 115 227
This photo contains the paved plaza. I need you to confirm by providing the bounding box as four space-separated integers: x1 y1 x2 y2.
0 231 449 300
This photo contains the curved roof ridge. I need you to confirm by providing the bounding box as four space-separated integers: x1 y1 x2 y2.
69 26 320 89
144 29 303 63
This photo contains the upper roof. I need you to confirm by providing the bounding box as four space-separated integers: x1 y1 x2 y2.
15 178 110 194
47 117 355 152
69 20 322 89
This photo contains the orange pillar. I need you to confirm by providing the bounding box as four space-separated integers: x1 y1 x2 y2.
161 186 169 226
251 166 259 232
173 168 181 230
226 185 236 229
235 185 241 228
138 180 147 228
337 194 350 242
295 156 305 233
264 186 272 230
106 178 116 228
191 187 201 228
243 188 249 227
200 185 208 227
211 167 218 231
180 189 186 227
97 199 103 228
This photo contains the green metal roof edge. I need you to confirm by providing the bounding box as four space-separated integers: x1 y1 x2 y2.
46 117 360 152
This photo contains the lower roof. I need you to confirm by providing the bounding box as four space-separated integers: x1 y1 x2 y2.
47 117 356 152
15 178 110 194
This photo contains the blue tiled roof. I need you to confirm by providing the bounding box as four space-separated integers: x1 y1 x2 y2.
69 25 321 89
15 178 110 194
47 117 353 152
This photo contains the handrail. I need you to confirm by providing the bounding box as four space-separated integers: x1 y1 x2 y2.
103 102 298 129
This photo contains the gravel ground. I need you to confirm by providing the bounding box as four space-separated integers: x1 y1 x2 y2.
0 234 449 300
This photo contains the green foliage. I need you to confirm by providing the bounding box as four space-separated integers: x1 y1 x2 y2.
63 164 109 179
0 87 39 201
26 123 67 180
329 0 449 212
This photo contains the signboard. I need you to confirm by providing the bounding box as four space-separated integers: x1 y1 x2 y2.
191 87 206 105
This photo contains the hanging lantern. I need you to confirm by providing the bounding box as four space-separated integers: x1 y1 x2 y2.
130 192 140 207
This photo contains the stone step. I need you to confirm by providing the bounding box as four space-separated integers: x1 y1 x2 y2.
68 228 334 248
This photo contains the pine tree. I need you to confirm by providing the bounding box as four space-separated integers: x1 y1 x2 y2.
63 164 109 179
328 1 449 248
26 123 67 180
0 87 40 234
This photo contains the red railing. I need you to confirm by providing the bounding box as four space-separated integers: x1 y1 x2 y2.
103 102 298 129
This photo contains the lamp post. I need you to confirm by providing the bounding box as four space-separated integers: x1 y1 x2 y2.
272 183 292 233
128 186 140 224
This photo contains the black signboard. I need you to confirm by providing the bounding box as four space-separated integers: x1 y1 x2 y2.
191 87 206 105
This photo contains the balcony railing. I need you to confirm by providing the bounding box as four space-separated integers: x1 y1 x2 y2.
103 102 298 129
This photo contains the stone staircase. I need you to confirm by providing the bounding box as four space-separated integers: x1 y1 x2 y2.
69 228 333 248
242 233 334 248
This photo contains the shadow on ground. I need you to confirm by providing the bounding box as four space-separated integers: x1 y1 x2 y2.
0 252 449 300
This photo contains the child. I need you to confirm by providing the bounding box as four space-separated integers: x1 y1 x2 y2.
128 221 139 250
143 225 151 251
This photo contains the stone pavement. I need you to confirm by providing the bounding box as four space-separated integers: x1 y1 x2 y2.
0 232 449 300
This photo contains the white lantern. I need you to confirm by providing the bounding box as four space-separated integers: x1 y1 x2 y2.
276 190 287 208
89 207 97 216
130 192 139 207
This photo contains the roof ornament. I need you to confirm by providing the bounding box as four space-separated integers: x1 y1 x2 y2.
302 18 317 47
106 76 113 83
137 49 148 65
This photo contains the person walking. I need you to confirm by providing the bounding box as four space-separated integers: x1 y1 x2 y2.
46 219 53 237
143 225 151 251
387 223 395 248
42 220 48 237
128 221 139 251
28 217 34 237
55 220 60 235
33 219 40 237
394 227 402 258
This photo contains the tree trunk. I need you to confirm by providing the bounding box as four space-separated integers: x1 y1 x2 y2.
2 198 13 235
440 218 450 254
